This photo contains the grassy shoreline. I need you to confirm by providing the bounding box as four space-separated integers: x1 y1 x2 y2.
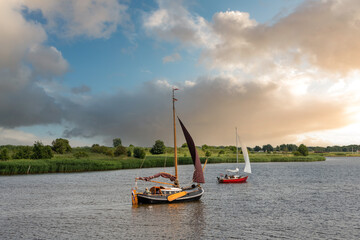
0 154 325 175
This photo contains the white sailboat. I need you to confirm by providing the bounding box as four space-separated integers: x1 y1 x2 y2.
218 127 251 183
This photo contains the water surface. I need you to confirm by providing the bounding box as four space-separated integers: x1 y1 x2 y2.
1 157 359 239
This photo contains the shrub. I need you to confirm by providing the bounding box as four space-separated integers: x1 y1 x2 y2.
73 151 89 159
114 146 127 156
133 147 146 159
12 146 32 159
205 151 211 157
0 148 10 161
91 144 113 156
201 144 208 152
127 149 132 157
293 151 302 156
298 144 309 156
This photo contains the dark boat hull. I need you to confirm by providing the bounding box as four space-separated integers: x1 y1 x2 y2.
218 176 248 184
137 187 204 204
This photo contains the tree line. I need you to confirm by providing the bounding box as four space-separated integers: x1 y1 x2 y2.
1 137 359 161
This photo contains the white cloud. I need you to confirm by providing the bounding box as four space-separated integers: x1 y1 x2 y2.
0 0 46 69
24 0 129 39
143 0 216 47
0 128 38 145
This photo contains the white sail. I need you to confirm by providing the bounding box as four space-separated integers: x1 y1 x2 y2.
241 144 251 173
239 136 251 174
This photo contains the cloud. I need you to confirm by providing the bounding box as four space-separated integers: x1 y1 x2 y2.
0 128 38 145
0 1 65 128
0 77 63 128
24 0 130 39
143 0 215 47
145 0 360 73
27 45 69 77
71 85 91 94
163 52 181 63
205 0 360 73
0 1 46 69
60 76 352 147
0 0 129 130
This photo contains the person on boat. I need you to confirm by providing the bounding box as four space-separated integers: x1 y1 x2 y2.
225 174 228 179
144 188 150 194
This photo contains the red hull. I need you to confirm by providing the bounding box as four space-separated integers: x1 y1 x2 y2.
218 176 248 184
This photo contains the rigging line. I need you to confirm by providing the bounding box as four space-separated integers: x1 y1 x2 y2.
164 151 167 168
139 155 147 169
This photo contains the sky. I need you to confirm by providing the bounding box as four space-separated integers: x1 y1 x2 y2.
1 0 360 148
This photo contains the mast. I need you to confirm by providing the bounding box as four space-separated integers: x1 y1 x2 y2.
236 127 238 165
172 88 179 186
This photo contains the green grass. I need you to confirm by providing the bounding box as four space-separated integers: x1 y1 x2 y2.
0 153 325 175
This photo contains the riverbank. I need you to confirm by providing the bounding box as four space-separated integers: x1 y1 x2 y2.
0 154 325 175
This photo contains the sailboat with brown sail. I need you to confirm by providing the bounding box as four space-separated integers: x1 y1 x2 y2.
131 88 205 205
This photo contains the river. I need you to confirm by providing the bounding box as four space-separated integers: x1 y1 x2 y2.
1 157 359 239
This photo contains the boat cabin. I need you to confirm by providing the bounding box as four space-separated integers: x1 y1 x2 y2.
148 186 182 195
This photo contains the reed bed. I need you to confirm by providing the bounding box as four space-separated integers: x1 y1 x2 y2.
0 154 325 175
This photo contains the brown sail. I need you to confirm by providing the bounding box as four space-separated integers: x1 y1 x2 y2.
178 117 205 183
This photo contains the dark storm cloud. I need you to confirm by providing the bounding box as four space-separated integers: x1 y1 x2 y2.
61 77 350 147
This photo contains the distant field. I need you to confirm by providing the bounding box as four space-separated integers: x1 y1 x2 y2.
0 151 325 175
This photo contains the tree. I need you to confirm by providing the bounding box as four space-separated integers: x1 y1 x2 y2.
254 146 261 152
114 145 127 156
205 151 211 157
181 143 187 148
113 138 122 148
150 140 166 154
32 141 53 159
201 144 208 152
279 144 288 152
228 146 236 153
0 148 10 161
133 147 146 159
13 146 32 159
287 144 298 152
262 144 274 152
52 138 72 154
298 144 309 156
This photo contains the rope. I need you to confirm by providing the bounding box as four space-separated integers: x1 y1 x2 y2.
139 155 147 169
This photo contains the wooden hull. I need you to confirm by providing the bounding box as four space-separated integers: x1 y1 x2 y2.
218 176 248 184
136 187 204 204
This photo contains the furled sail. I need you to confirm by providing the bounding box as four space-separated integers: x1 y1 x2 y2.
226 167 239 173
178 117 205 183
136 172 176 182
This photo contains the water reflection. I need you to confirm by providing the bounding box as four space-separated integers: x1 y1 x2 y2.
131 201 205 239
